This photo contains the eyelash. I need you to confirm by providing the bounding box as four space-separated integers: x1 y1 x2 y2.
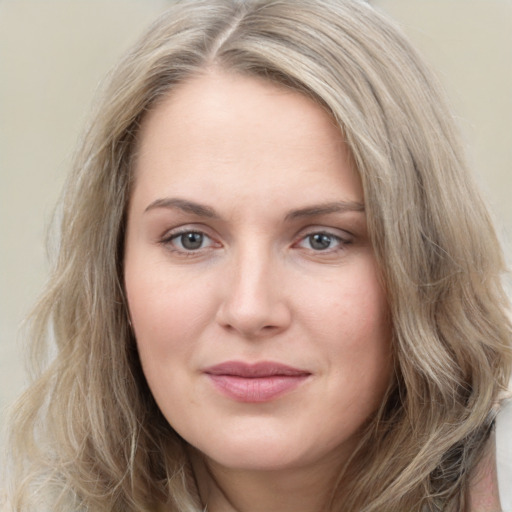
295 231 351 253
160 228 217 255
159 227 352 256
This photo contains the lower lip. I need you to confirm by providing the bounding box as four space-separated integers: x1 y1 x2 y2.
207 374 309 402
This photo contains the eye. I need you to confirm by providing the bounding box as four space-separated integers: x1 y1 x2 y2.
307 233 337 251
164 230 215 252
296 231 349 252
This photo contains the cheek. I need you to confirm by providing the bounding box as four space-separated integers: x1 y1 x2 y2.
125 255 216 350
124 264 212 409
302 256 390 347
312 259 392 401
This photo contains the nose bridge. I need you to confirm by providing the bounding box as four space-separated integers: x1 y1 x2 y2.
234 240 273 306
217 236 289 337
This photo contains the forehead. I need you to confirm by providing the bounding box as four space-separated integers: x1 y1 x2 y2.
132 69 362 210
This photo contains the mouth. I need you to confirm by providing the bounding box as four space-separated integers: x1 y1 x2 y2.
203 361 311 402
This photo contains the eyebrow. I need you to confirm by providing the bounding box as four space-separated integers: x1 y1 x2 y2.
144 197 365 220
144 197 219 218
284 201 365 221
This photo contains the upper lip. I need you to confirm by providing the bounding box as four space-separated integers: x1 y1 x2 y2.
203 361 311 378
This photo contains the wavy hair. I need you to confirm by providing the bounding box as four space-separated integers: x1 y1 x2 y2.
6 0 511 510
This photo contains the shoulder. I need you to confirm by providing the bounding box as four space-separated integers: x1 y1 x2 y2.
497 399 512 512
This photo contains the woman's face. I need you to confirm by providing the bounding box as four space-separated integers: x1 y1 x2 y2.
124 71 392 473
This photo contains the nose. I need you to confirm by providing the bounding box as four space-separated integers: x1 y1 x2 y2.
215 244 292 339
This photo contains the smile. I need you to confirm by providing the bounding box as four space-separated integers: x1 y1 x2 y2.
203 361 311 402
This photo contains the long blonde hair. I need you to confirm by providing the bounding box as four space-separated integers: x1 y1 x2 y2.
7 1 511 510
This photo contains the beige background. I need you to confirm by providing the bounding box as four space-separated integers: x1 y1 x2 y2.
1 0 511 506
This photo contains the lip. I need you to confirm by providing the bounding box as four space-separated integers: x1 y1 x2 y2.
203 361 311 402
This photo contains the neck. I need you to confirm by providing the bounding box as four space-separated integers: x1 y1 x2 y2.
466 432 502 512
188 448 346 512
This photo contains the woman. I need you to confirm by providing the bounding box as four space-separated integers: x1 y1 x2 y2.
5 0 511 510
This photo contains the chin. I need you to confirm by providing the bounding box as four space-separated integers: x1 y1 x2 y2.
185 422 349 474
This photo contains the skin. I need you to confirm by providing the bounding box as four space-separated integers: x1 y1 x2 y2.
123 69 393 512
467 433 502 512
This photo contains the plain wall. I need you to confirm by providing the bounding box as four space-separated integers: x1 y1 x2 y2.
1 0 511 506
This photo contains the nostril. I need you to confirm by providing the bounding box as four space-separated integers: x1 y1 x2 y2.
216 300 291 339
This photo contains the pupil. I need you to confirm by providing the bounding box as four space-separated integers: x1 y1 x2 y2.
310 233 331 250
182 232 203 250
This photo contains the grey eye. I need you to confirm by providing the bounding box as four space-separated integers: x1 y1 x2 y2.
178 232 205 250
308 233 335 251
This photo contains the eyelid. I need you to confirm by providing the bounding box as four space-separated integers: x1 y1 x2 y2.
160 222 214 239
293 226 353 252
159 224 222 253
295 225 353 242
